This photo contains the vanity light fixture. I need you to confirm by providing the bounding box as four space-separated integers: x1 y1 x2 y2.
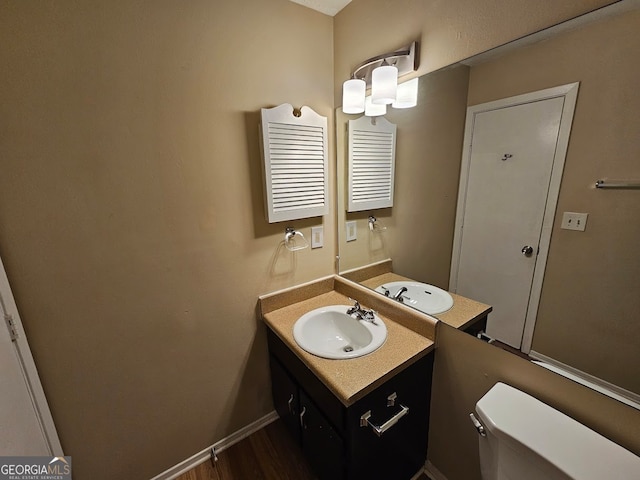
371 60 398 105
342 41 418 114
392 77 419 109
343 77 366 114
364 95 386 116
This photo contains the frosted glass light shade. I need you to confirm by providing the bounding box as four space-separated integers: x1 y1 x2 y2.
342 78 366 114
392 78 419 109
365 96 386 116
371 64 398 105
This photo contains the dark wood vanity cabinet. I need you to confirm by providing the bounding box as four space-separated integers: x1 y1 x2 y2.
267 329 434 480
270 356 345 478
463 315 488 337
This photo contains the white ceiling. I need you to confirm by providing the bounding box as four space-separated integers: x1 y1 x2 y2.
288 0 352 16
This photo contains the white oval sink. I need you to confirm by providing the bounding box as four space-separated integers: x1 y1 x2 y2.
375 281 454 315
293 305 387 359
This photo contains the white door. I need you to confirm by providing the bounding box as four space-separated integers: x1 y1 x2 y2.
0 255 62 455
450 84 579 350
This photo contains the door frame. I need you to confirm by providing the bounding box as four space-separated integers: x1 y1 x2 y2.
0 254 63 455
450 82 579 353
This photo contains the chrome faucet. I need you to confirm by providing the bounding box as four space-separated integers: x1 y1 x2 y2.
346 300 377 324
392 286 408 303
346 300 361 316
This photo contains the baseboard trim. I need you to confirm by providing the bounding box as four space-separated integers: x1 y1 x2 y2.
530 351 640 409
425 460 449 480
410 467 426 480
150 410 279 480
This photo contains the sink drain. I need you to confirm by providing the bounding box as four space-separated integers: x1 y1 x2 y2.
343 345 354 352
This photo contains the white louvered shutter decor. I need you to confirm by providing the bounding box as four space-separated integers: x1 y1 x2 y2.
260 104 329 223
348 116 397 212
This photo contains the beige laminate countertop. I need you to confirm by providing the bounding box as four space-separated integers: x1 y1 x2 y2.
359 272 492 330
261 288 434 407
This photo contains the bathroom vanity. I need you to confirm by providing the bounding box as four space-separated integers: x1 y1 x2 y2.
268 330 433 479
343 261 491 336
260 279 436 480
359 270 491 336
259 275 490 479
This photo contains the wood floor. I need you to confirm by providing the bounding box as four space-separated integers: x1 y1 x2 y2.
175 419 430 480
175 420 317 480
492 339 531 360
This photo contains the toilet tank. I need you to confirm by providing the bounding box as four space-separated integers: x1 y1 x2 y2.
475 382 640 480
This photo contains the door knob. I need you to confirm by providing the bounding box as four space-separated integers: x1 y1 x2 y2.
521 245 534 257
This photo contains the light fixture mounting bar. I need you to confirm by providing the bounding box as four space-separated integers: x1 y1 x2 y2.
350 42 418 87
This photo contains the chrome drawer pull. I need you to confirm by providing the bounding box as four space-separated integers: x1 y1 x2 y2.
360 405 409 437
299 406 306 429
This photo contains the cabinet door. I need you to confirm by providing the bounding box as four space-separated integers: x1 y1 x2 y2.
269 356 301 444
347 353 434 480
299 390 345 480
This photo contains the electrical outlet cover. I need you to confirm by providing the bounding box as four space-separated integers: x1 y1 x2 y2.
561 212 588 231
346 221 357 242
311 226 323 248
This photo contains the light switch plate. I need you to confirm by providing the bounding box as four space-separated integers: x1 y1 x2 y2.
561 212 588 231
311 226 323 249
346 221 357 242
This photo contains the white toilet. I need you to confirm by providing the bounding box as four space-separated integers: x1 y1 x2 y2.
472 382 640 479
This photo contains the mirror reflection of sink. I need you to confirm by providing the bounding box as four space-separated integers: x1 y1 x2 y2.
293 305 387 359
375 281 454 315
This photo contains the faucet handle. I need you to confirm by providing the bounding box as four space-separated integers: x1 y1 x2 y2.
361 308 378 325
346 298 361 316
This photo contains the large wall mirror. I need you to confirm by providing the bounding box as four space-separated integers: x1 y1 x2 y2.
336 4 639 407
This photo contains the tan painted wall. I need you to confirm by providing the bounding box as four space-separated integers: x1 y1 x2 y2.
0 1 334 478
337 65 470 290
334 0 619 105
1 0 635 479
429 324 640 480
467 9 640 395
